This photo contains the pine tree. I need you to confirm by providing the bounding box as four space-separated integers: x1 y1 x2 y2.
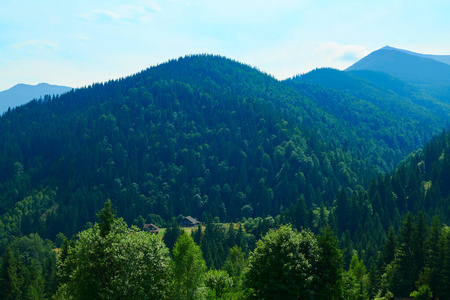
24 259 46 300
412 212 427 272
437 229 450 298
0 247 23 300
391 213 417 297
316 225 343 299
163 220 183 252
97 199 116 237
427 215 441 295
380 226 397 270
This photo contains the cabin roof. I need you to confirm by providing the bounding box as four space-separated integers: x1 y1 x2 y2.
143 223 159 231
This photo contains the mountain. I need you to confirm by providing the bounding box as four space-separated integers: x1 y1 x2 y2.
286 68 450 168
2 53 450 299
0 55 365 239
381 45 450 66
0 54 448 243
285 66 450 252
0 82 72 114
346 46 450 86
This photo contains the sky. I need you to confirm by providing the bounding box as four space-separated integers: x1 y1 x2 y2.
1 0 449 91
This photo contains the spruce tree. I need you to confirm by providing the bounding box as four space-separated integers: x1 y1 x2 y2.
0 247 23 300
316 225 343 299
97 199 116 237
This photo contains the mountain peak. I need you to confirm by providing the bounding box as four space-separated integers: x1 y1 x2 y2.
380 45 397 51
346 46 450 88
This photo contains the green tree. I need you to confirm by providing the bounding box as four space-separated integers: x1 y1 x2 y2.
0 247 23 300
163 220 184 252
427 215 441 295
56 202 171 299
412 212 427 272
204 269 233 299
316 225 343 299
343 253 369 300
97 199 116 237
24 259 46 300
223 245 246 280
391 212 417 297
374 263 395 300
54 233 67 248
172 232 207 300
56 239 71 286
437 228 450 298
379 226 396 271
410 284 433 300
244 225 320 299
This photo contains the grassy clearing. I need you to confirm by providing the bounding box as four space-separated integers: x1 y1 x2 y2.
157 223 244 239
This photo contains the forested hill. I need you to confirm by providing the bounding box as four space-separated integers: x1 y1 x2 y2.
0 54 448 244
362 128 450 226
335 127 450 299
286 68 450 170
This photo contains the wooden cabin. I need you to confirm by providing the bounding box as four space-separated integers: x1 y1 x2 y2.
143 223 160 234
179 216 201 227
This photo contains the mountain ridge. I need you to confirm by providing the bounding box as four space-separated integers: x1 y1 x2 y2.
0 82 72 114
346 47 450 86
380 45 450 65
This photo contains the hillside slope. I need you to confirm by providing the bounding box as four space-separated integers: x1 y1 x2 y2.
0 55 448 241
286 68 450 169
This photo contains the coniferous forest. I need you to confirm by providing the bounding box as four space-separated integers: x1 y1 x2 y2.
1 54 450 299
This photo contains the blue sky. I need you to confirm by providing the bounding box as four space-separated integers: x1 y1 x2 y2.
1 0 449 91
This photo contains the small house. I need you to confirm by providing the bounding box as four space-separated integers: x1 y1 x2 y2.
179 216 201 227
143 223 160 234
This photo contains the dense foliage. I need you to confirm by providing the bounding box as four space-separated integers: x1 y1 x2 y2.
245 225 323 299
287 68 450 172
2 54 450 298
1 55 449 248
56 203 172 299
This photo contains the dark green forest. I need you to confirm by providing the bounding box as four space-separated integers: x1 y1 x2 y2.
1 54 450 299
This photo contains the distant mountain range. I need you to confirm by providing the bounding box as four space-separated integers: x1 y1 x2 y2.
0 82 72 114
346 46 450 102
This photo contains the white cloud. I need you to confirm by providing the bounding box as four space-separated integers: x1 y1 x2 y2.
238 37 370 80
81 9 120 22
315 42 369 63
149 3 162 13
80 3 161 23
10 39 58 52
